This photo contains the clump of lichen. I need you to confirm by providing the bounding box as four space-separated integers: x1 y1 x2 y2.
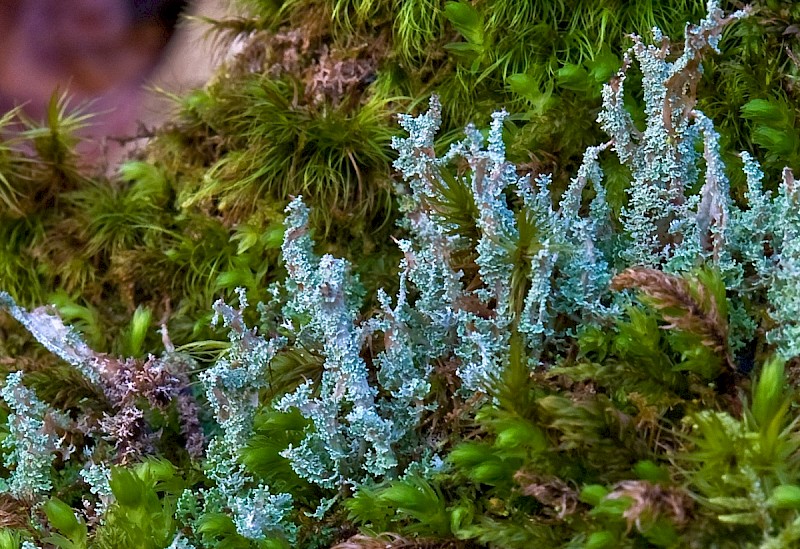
0 2 800 548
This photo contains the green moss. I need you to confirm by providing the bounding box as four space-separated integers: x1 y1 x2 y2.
0 2 798 547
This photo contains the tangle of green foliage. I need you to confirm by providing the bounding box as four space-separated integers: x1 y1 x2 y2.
0 1 798 548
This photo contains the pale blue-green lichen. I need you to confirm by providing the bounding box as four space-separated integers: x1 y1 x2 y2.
763 168 800 359
597 1 748 268
80 462 113 516
0 292 105 388
5 5 800 545
196 295 295 542
277 198 397 488
0 371 68 499
166 534 196 549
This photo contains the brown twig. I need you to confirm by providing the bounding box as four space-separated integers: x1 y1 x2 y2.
611 267 733 369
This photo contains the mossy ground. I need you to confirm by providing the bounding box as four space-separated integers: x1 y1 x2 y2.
0 1 798 547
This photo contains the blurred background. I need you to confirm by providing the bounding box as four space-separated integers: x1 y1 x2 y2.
0 0 224 162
